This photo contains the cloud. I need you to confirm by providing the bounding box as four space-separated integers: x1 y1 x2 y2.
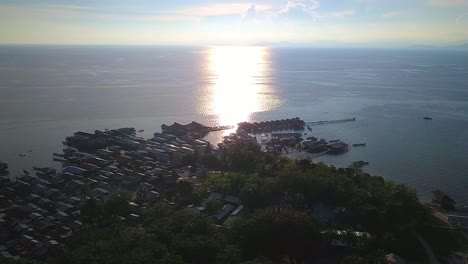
243 5 257 22
331 9 356 19
47 5 93 11
427 0 468 6
178 3 272 18
382 11 402 18
456 13 468 26
0 4 202 23
0 2 275 24
279 0 321 18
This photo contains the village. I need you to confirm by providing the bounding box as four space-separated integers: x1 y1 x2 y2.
0 119 467 263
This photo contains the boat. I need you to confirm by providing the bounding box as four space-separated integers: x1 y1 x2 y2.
33 166 56 175
352 160 369 168
33 166 51 172
352 143 366 147
423 117 432 120
138 129 144 132
18 154 26 157
27 149 33 152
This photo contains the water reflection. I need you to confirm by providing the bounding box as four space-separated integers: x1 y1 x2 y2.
205 46 276 131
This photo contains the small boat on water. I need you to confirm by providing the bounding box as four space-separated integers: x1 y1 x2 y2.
33 166 56 175
352 143 366 147
352 160 369 168
33 166 50 172
138 129 144 132
423 117 432 120
18 154 26 157
27 149 33 152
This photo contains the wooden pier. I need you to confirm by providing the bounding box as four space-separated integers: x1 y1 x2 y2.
306 117 356 126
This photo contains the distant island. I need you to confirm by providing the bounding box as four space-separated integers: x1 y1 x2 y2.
0 120 467 263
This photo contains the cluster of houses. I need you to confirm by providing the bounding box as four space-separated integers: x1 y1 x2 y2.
302 137 349 155
161 121 209 137
1 119 442 262
217 130 258 153
161 121 232 138
187 191 244 225
0 127 216 261
258 133 349 157
264 133 303 153
238 117 305 133
1 168 84 261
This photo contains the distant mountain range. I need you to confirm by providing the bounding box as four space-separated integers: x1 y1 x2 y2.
251 41 468 50
407 43 468 50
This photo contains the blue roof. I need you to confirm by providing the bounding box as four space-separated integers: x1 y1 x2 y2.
231 205 244 216
215 204 234 221
63 166 88 175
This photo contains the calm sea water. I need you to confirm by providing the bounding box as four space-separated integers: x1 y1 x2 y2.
1 46 467 204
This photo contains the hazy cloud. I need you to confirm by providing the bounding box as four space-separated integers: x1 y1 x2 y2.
331 9 356 18
382 11 402 18
279 0 321 18
427 0 468 6
178 3 272 18
456 12 468 27
243 5 257 22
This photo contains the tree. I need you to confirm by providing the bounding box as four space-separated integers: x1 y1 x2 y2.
230 208 322 261
81 198 100 223
216 245 242 264
341 256 366 264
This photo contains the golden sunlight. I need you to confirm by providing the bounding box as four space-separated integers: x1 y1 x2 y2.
205 46 276 131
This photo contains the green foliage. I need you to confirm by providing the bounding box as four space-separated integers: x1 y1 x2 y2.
3 259 41 264
68 203 224 264
44 143 459 264
222 140 263 173
200 153 222 169
230 208 322 261
81 193 132 225
205 198 224 214
216 245 242 264
239 257 273 264
341 256 366 264
419 216 468 258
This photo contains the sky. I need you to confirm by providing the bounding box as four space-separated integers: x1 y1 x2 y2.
0 0 467 46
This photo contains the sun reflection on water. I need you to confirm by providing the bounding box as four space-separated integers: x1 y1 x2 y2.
204 46 277 132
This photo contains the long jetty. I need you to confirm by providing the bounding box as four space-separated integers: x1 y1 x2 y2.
306 117 356 126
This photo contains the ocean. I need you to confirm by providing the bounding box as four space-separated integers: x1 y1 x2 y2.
0 45 467 204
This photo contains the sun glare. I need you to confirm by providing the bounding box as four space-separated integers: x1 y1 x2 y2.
204 46 275 131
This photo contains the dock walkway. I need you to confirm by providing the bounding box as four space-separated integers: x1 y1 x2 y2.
306 117 356 126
